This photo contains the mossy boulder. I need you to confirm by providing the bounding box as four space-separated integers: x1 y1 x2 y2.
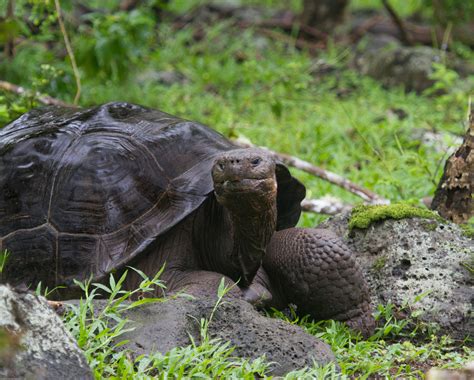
320 210 473 339
352 35 474 93
348 203 441 231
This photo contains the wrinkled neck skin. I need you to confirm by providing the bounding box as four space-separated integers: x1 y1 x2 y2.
226 192 277 286
194 190 277 287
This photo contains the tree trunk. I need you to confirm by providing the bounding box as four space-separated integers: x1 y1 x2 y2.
431 109 474 223
300 0 350 33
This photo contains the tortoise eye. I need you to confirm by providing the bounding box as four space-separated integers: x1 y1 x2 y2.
218 162 225 170
251 158 261 166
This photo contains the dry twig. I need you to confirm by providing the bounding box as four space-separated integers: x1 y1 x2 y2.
301 196 352 215
381 0 412 45
0 79 384 213
54 0 81 105
256 27 325 52
233 138 388 204
0 80 75 107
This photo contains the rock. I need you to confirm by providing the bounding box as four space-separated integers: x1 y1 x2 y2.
426 361 474 380
352 35 474 93
319 213 473 339
411 129 463 155
0 285 92 380
115 296 337 376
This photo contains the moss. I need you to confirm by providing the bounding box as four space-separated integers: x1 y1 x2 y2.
372 256 387 272
0 328 22 359
460 261 474 274
460 223 474 239
349 203 441 231
421 220 439 232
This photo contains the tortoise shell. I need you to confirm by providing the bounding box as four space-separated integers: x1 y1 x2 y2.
0 102 305 287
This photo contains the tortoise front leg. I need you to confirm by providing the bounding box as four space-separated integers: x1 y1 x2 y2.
263 228 375 338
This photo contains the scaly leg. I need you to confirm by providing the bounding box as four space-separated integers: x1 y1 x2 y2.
263 227 375 337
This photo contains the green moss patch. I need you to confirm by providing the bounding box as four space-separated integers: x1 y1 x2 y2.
460 219 474 239
372 256 387 272
349 203 441 231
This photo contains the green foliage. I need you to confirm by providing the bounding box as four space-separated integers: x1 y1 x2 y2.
351 0 425 16
75 9 155 80
64 272 355 378
0 250 9 276
424 63 474 122
352 0 474 24
371 256 387 272
34 282 65 299
424 0 474 24
270 294 472 378
348 203 441 230
460 217 474 239
0 63 65 126
198 277 234 340
64 272 266 378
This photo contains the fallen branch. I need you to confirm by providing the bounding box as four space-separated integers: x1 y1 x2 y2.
301 196 353 215
233 138 389 204
351 16 474 47
239 19 329 42
0 80 387 207
351 15 385 41
256 27 325 52
0 80 75 107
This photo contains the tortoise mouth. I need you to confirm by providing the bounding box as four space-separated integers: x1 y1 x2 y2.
214 177 277 196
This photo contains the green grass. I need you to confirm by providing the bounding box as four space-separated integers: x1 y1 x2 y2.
270 298 473 379
63 272 343 379
63 271 473 379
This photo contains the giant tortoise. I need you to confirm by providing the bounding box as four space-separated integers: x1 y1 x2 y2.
0 102 374 336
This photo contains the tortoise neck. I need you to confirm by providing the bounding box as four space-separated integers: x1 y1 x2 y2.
193 193 277 287
227 200 277 286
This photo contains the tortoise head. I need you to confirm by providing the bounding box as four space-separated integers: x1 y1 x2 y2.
212 148 277 212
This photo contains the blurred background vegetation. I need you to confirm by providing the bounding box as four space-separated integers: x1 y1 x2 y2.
0 1 473 378
0 0 473 221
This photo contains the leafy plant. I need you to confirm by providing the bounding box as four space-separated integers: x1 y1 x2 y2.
0 63 66 126
424 63 474 123
269 293 472 378
63 271 272 378
63 267 166 377
74 9 155 80
0 250 9 276
425 0 474 25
